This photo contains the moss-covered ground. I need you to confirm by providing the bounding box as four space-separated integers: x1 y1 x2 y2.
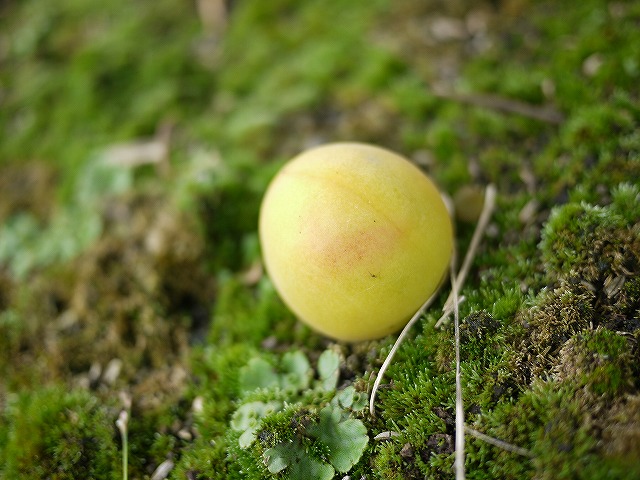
1 0 639 478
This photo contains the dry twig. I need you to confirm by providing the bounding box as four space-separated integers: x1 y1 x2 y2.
465 426 535 458
436 184 497 328
452 254 465 480
432 88 565 124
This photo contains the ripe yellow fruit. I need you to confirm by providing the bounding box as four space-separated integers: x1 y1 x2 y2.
259 143 453 341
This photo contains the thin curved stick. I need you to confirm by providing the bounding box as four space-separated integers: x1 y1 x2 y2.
464 426 535 458
368 281 443 416
436 184 497 328
452 252 465 480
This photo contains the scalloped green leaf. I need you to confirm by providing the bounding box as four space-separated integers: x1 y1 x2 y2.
239 358 279 392
280 350 312 391
230 401 282 449
335 386 368 412
317 349 340 391
264 441 334 480
309 406 368 473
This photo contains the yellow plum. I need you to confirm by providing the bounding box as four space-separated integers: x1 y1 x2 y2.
259 142 453 341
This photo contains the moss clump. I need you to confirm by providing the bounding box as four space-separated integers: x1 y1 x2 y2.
553 328 634 397
598 394 640 463
0 162 57 223
176 346 371 479
0 386 119 479
458 310 501 359
171 343 260 480
539 192 640 333
371 323 457 478
517 282 595 382
467 381 598 480
540 201 639 284
468 357 640 480
610 183 640 225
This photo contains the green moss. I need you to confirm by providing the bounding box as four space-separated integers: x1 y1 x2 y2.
208 276 299 347
194 153 277 272
553 328 633 397
537 97 640 202
467 381 593 480
188 343 259 439
368 320 457 478
0 386 119 479
170 439 230 480
540 198 639 283
468 376 640 480
372 441 411 480
611 183 640 225
516 282 595 382
170 344 250 479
